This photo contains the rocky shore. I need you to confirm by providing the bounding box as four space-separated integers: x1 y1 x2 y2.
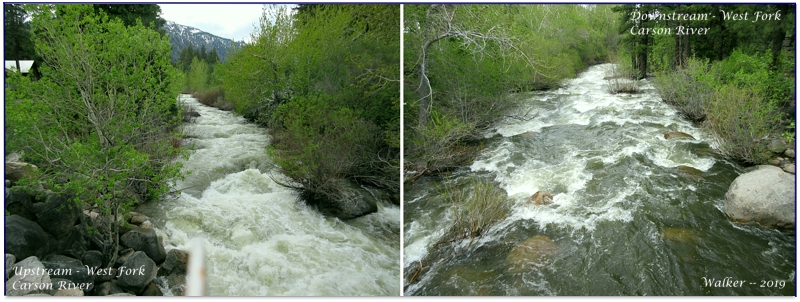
5 158 189 296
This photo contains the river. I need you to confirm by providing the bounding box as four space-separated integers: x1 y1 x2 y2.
138 95 400 296
403 64 795 295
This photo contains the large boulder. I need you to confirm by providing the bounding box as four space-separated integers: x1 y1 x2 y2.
48 225 88 258
40 256 94 292
116 251 158 293
5 256 51 296
724 165 795 229
120 228 167 264
5 186 36 221
5 215 50 260
664 131 695 140
310 179 378 220
35 192 81 238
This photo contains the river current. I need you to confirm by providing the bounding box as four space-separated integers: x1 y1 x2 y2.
403 64 795 295
138 95 400 296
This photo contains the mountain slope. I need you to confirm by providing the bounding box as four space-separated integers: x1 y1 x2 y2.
163 20 244 63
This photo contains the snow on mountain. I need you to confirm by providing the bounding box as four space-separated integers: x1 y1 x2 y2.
163 20 244 63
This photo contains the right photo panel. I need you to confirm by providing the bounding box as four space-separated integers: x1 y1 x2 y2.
403 4 796 296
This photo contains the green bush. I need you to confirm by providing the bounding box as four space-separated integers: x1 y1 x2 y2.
705 85 781 164
406 111 475 174
194 86 234 111
5 4 185 264
440 179 509 243
653 58 713 122
269 93 381 202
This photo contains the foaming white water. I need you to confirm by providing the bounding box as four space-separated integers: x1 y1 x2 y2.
474 64 717 232
148 96 399 296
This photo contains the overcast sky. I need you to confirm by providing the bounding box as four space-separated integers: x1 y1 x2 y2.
159 4 283 43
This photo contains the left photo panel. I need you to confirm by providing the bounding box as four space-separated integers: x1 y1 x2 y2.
4 3 401 296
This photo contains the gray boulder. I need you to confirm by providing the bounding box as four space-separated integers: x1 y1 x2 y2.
5 215 50 260
311 179 378 220
5 187 36 221
48 225 88 259
81 250 103 271
120 228 167 264
5 256 51 296
724 165 795 229
41 256 94 292
767 138 788 154
35 192 80 238
117 251 158 293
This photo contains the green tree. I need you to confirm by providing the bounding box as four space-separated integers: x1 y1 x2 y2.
187 56 209 93
6 4 183 266
4 4 35 60
92 4 166 35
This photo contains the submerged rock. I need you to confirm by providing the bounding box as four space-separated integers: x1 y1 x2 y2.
529 191 554 206
724 165 795 229
506 235 558 273
676 165 704 180
663 131 695 140
660 227 698 243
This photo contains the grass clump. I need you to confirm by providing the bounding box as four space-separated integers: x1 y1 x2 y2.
441 179 510 244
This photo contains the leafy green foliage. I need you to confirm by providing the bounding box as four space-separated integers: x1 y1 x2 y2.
705 85 781 164
92 4 166 35
187 56 209 94
220 4 400 205
653 58 713 122
654 50 791 165
6 4 184 250
405 4 620 175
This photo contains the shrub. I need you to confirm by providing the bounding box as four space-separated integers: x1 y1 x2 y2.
194 87 234 111
653 58 713 122
605 53 640 94
705 85 781 164
440 179 509 244
406 111 476 176
269 93 381 206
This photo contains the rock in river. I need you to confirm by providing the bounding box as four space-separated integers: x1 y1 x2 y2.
529 191 554 206
506 235 558 273
664 131 695 140
724 165 795 229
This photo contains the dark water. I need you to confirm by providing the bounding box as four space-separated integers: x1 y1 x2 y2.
403 64 795 296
